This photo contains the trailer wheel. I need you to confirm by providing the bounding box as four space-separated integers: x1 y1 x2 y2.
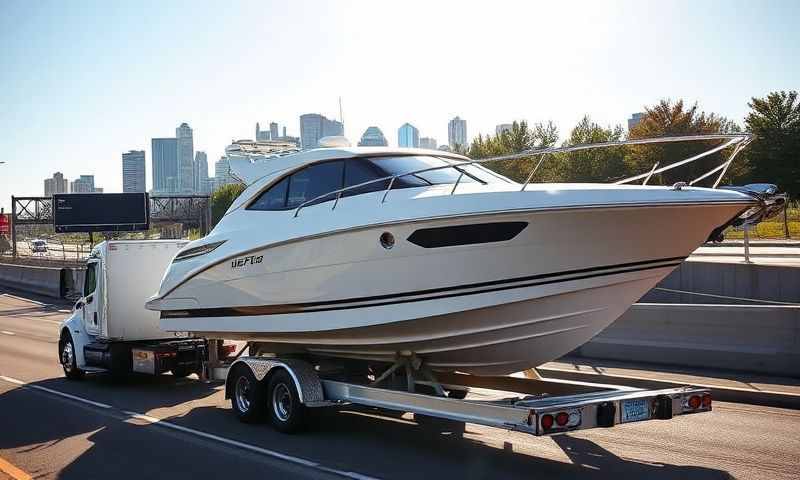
59 333 84 380
267 369 306 433
230 366 267 423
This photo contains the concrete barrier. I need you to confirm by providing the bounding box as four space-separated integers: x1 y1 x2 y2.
575 303 800 377
0 262 64 298
642 261 800 304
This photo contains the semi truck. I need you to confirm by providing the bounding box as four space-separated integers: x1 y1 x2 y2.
58 240 214 379
59 240 712 437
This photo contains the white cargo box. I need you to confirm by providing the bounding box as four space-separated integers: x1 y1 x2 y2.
95 240 188 341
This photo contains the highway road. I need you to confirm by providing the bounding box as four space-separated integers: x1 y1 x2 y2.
0 290 798 480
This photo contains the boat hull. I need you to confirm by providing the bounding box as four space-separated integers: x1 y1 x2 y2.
157 201 747 374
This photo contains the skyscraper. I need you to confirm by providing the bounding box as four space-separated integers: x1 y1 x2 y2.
300 113 344 149
495 124 513 136
70 175 96 193
270 122 279 140
122 150 146 193
44 172 68 196
419 137 437 150
398 123 419 148
628 112 645 130
448 116 467 150
152 138 178 193
256 122 270 141
357 126 388 146
214 156 235 189
194 151 209 193
176 122 194 193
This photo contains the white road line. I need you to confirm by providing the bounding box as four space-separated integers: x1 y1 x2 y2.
0 375 379 480
0 293 48 306
1 331 15 336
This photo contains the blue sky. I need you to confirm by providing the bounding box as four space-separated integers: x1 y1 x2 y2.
1 0 797 210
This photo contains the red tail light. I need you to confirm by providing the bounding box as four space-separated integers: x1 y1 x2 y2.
702 393 712 408
541 414 554 430
688 395 702 409
555 411 569 426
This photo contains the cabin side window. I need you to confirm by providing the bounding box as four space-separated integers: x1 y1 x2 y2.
84 262 97 296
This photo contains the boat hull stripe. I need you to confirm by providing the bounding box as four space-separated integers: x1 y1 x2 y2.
161 256 684 319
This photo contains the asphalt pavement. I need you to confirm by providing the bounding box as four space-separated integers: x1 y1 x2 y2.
1 290 799 480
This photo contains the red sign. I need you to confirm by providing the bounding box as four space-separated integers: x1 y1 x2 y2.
0 213 9 234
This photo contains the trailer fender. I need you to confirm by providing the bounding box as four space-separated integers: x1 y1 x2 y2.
225 357 328 406
59 310 93 370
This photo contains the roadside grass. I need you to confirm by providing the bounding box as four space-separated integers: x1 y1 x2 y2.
723 202 799 240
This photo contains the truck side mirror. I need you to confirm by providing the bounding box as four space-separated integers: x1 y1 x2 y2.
74 299 84 311
86 295 94 305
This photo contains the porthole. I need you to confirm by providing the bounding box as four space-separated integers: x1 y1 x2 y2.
379 232 395 250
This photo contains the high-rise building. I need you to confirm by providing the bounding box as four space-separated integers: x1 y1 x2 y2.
300 113 344 149
357 126 388 146
70 175 97 193
628 112 645 130
193 151 209 193
398 123 419 148
214 156 235 189
270 122 279 140
176 122 194 193
122 150 146 193
495 124 513 136
44 172 69 196
152 137 178 193
448 116 467 150
256 122 270 141
419 137 437 150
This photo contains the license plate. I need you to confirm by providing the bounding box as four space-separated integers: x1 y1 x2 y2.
621 398 650 423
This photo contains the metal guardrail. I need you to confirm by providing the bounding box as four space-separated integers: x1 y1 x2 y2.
292 134 753 218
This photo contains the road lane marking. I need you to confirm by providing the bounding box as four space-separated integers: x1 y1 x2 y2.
0 455 33 480
1 331 15 335
0 375 379 480
0 293 47 306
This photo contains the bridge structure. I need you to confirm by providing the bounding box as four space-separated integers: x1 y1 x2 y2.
8 195 211 257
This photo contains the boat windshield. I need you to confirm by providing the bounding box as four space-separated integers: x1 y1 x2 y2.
369 156 504 186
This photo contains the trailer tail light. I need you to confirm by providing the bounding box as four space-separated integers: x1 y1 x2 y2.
702 393 712 408
540 409 581 433
688 395 702 409
541 414 554 430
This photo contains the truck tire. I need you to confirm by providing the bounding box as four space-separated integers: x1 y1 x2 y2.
267 369 307 433
171 366 192 378
230 365 267 423
59 333 84 380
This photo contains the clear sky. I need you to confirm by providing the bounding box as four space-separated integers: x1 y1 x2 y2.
1 0 797 211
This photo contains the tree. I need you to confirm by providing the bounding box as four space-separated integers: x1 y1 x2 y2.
626 99 739 185
211 183 246 227
744 90 800 196
539 116 626 183
470 120 559 182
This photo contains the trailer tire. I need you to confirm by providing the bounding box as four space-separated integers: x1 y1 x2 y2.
59 333 84 380
230 365 267 423
267 369 306 433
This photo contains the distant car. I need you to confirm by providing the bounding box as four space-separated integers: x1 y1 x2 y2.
31 239 48 253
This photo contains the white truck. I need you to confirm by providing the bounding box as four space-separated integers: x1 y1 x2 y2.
59 240 713 437
58 240 211 379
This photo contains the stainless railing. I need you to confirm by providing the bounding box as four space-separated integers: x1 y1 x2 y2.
293 133 753 218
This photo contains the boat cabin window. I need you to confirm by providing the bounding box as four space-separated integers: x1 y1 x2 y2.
248 155 504 211
286 160 344 208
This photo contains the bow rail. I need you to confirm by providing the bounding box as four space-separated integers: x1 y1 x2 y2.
293 133 753 218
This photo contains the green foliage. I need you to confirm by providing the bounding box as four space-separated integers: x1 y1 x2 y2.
626 99 741 185
542 116 626 183
469 120 559 181
744 90 800 197
211 183 246 227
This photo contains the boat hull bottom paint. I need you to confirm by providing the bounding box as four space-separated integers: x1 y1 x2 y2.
173 266 673 375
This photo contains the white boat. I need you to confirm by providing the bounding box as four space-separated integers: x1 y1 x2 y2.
146 134 782 375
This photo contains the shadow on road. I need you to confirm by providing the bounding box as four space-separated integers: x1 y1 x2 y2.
0 376 736 480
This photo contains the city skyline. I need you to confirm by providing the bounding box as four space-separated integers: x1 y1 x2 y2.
2 1 798 210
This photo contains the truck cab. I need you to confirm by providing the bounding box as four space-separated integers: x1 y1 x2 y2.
59 240 208 379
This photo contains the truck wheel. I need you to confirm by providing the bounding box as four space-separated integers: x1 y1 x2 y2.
267 369 306 433
230 366 266 423
171 366 192 378
59 334 84 380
